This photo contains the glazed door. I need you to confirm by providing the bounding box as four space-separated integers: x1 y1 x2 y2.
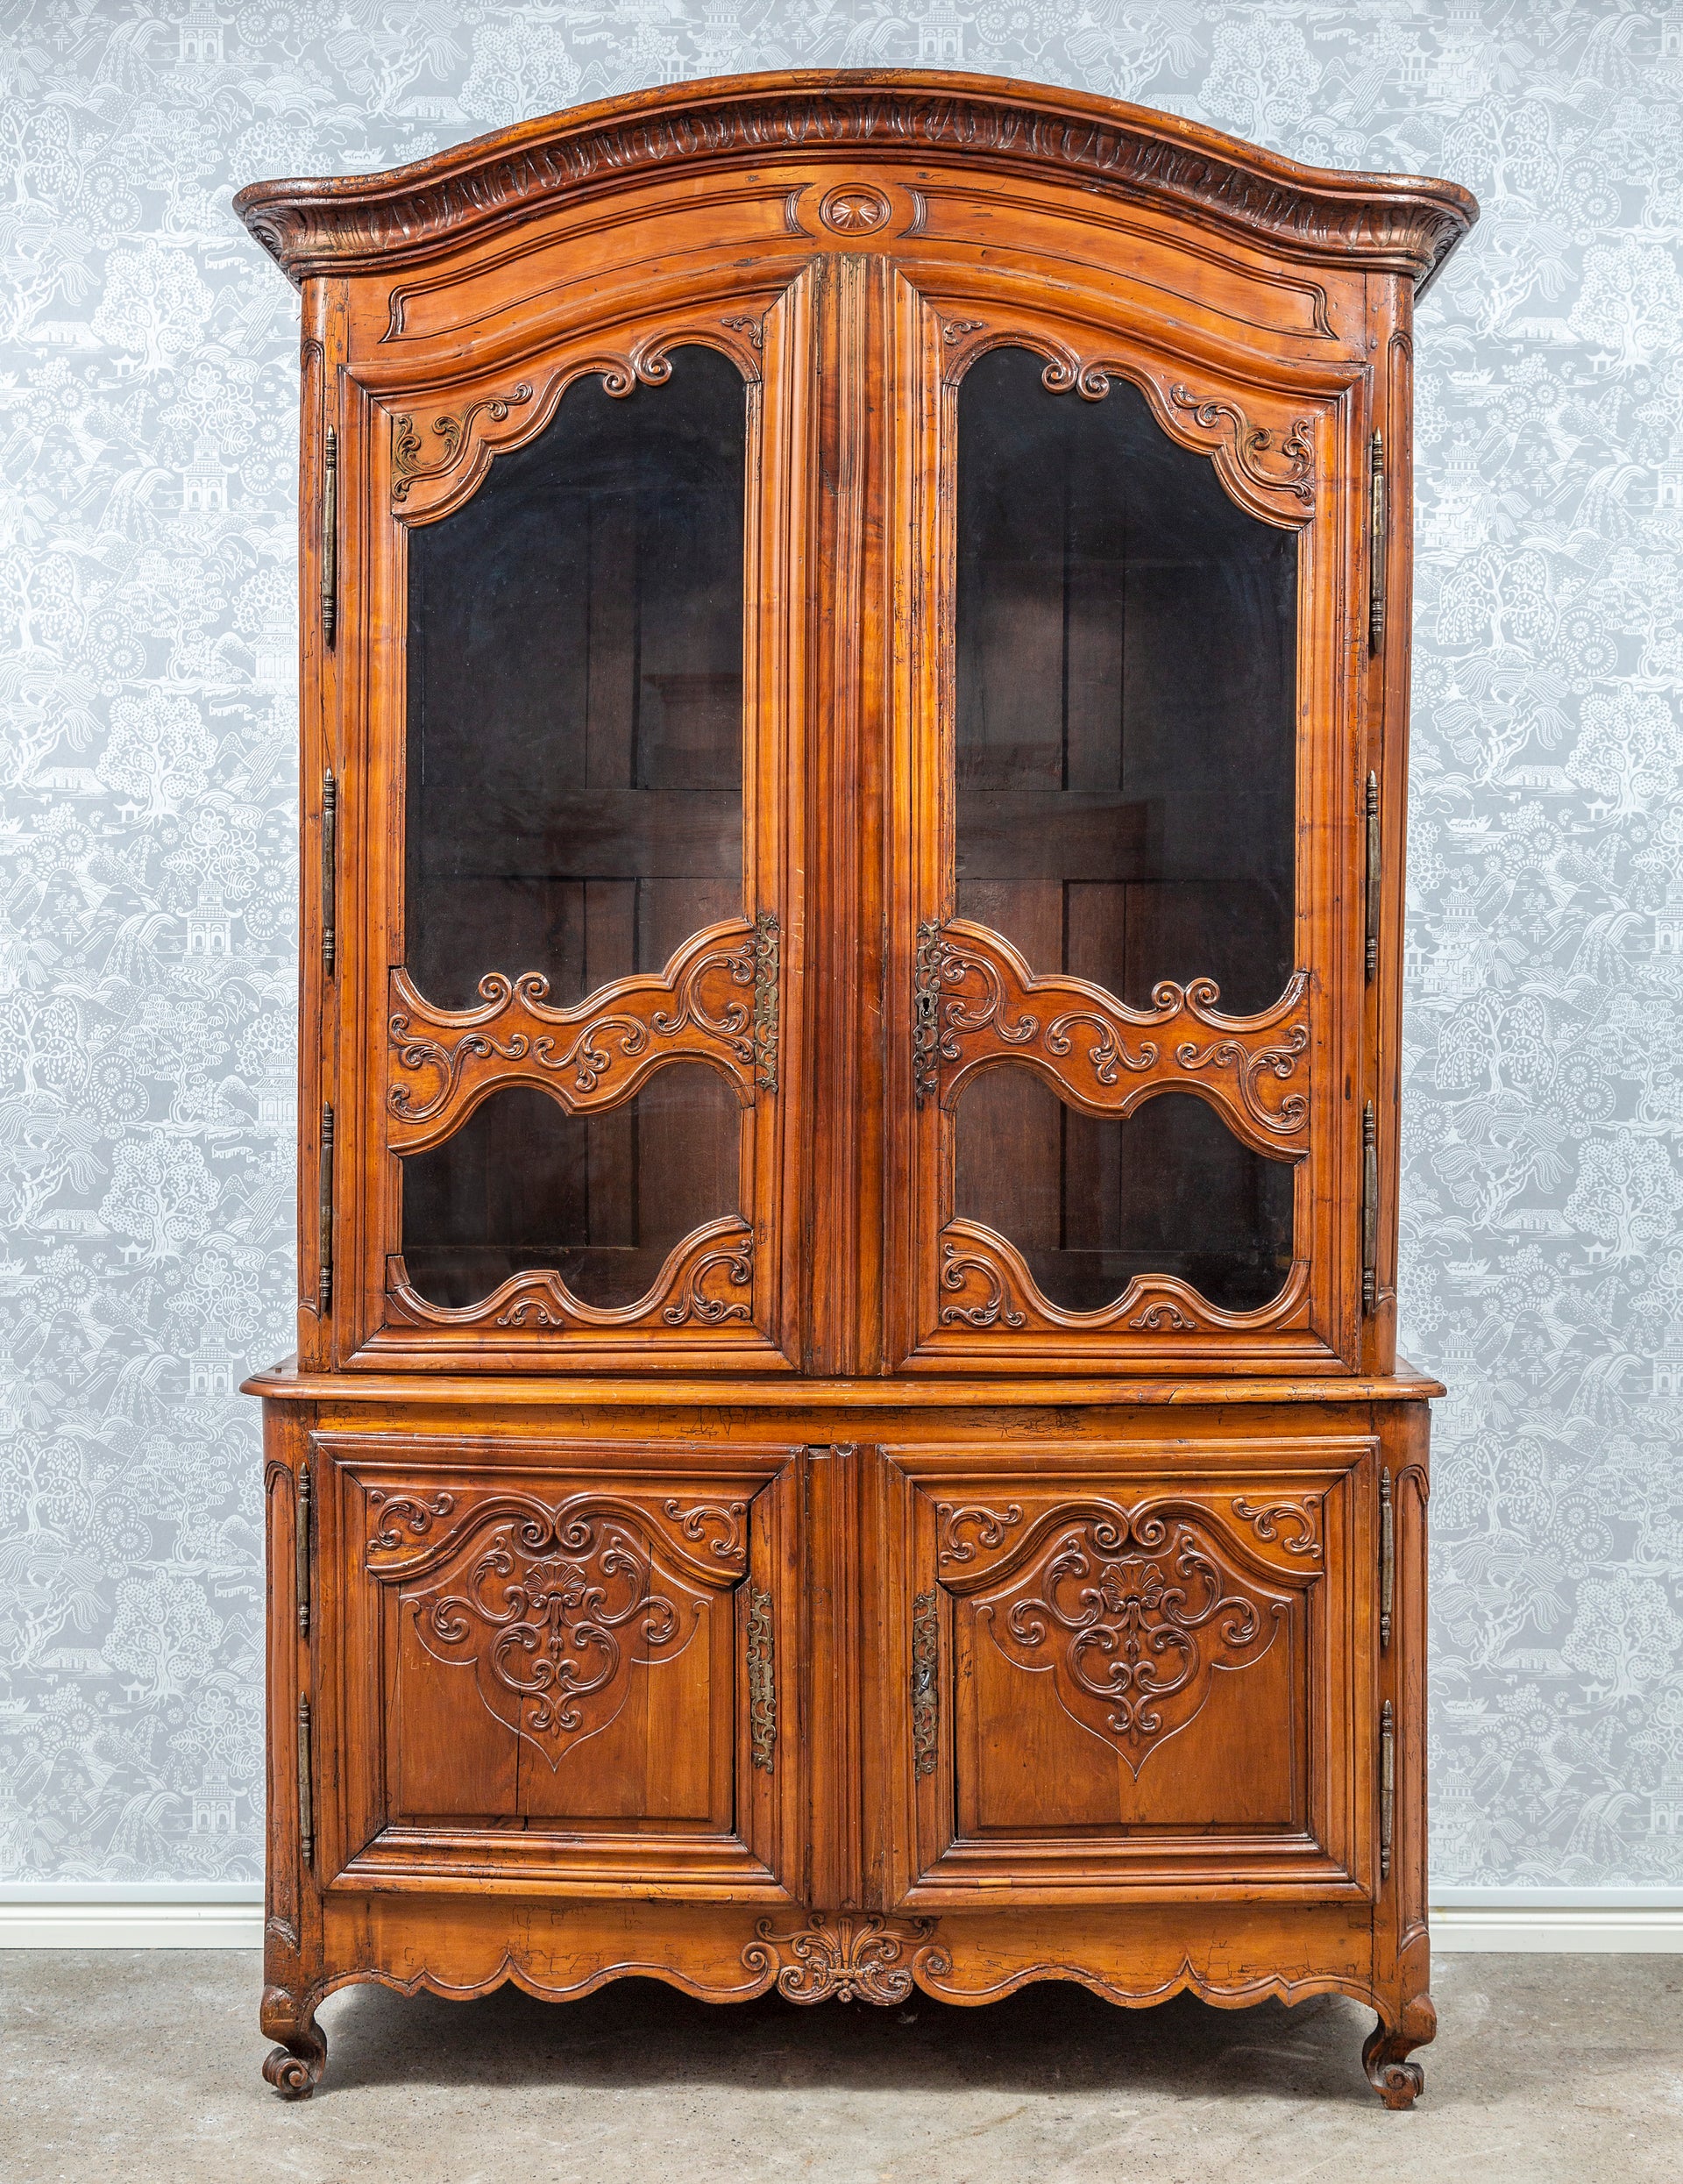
887 283 1366 1373
870 1439 1376 1905
308 1433 803 1898
333 277 815 1370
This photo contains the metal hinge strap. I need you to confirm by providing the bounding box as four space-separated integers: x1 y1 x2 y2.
321 423 337 647
1379 1466 1394 1652
295 1465 311 1639
1368 430 1386 654
317 1102 333 1315
297 1696 314 1868
911 1589 939 1776
1361 1100 1378 1316
1365 771 1381 982
1380 1697 1395 1880
753 909 779 1095
746 1584 776 1774
913 921 948 1107
320 769 337 978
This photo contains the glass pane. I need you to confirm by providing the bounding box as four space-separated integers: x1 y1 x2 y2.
954 1077 1294 1314
955 346 1296 1016
401 1065 741 1312
405 346 746 1011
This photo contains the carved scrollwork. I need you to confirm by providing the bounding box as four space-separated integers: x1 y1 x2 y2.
662 1497 747 1562
939 1235 1026 1329
402 1503 716 1765
660 1234 754 1326
743 1914 949 2004
1040 352 1111 401
386 920 763 1149
918 921 1311 1159
937 1502 1023 1565
384 1215 759 1340
1231 1496 1322 1558
1167 383 1315 509
969 1504 1291 1773
391 382 532 502
928 1218 1310 1341
366 1488 457 1552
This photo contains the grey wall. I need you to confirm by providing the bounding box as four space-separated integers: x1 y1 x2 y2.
3 0 1680 1890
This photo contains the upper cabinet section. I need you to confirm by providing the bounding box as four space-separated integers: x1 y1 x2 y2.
243 71 1474 1379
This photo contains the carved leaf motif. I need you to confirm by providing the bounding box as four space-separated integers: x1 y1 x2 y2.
391 383 532 502
1167 384 1315 508
938 1235 1026 1329
973 1506 1289 1773
1231 1496 1322 1558
937 1502 1024 1565
404 1505 712 1767
743 1914 948 2004
661 1235 754 1325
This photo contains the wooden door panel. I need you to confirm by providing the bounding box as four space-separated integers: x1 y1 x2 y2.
873 1440 1375 1905
312 1433 802 1897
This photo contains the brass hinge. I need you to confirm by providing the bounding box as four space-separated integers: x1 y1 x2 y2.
1365 771 1381 983
753 908 780 1095
295 1465 312 1639
320 768 337 978
297 1696 315 1869
913 921 948 1108
746 1584 777 1773
320 423 337 647
1368 430 1386 654
1379 1466 1394 1651
1361 1100 1378 1316
317 1102 334 1315
1380 1697 1395 1880
910 1588 939 1777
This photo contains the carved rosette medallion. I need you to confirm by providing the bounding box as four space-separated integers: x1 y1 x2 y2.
386 1497 745 1766
818 184 891 234
744 1914 949 2004
971 1505 1289 1773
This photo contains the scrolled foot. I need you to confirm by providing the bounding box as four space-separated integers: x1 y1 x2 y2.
1362 1993 1436 2109
261 1984 326 2098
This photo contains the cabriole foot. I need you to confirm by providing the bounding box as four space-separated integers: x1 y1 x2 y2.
1363 1993 1436 2109
261 1984 326 2098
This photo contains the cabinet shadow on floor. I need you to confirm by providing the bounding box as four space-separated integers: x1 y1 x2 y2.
314 1974 1380 2104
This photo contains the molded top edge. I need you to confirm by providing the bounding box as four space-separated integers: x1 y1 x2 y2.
233 68 1477 293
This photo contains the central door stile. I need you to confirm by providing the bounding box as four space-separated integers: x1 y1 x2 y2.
806 254 895 1376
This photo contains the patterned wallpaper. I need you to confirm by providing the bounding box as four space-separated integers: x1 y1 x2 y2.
2 0 1679 1891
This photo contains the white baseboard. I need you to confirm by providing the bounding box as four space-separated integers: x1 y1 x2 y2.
3 1887 1682 1952
0 1896 265 1948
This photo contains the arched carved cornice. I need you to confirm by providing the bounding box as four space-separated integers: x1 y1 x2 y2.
234 69 1477 295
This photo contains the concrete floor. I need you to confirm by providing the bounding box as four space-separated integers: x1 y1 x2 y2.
3 1952 1679 2183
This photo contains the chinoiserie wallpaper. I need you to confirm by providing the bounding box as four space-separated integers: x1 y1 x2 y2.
2 0 1680 1892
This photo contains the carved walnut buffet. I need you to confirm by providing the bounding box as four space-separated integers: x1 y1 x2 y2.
237 71 1475 2107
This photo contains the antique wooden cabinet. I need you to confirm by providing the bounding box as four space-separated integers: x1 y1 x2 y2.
238 71 1475 2106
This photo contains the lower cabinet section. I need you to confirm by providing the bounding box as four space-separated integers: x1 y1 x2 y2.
308 1433 803 1896
260 1394 1432 2109
872 1441 1377 1903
